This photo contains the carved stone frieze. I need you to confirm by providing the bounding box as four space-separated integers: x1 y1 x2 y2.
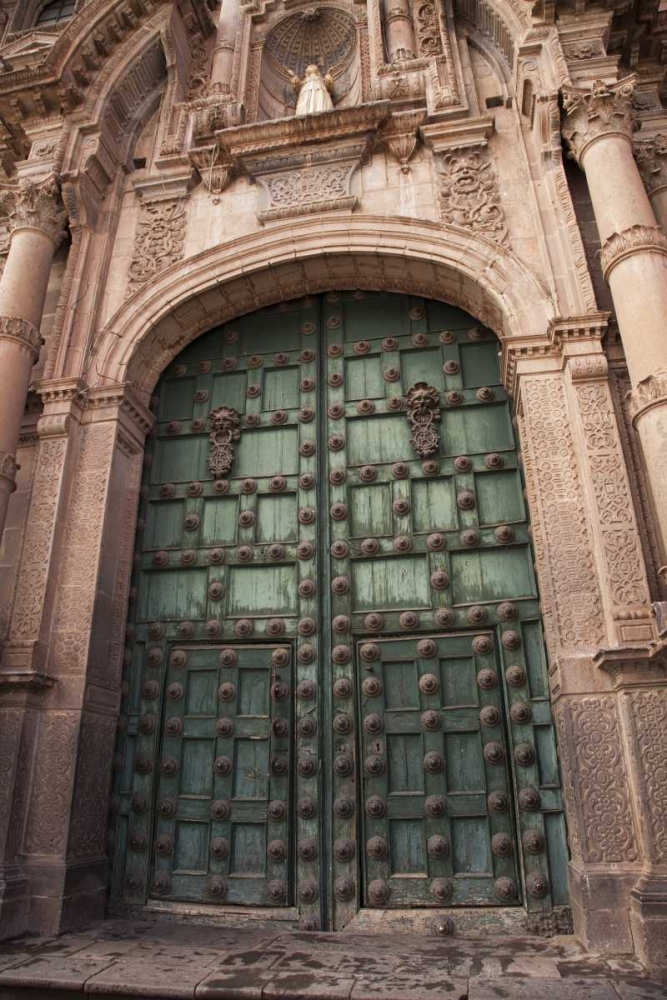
437 147 508 244
259 164 358 223
599 225 667 282
517 376 605 654
128 200 187 292
556 697 638 864
0 173 67 246
573 381 651 611
25 712 78 855
0 316 43 361
413 0 444 56
634 134 667 197
562 77 637 165
622 690 667 864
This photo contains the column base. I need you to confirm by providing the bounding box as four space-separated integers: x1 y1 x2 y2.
630 874 667 969
23 855 108 937
569 861 637 955
0 865 30 941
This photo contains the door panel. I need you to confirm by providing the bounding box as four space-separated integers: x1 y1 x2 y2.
111 291 569 930
358 634 519 907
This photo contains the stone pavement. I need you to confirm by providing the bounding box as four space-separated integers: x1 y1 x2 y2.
0 919 665 1000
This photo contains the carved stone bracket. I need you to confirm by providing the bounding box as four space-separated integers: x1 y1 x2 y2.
562 76 637 165
208 406 241 478
0 172 67 246
380 110 427 172
635 134 667 198
0 316 43 362
406 383 440 457
599 225 667 281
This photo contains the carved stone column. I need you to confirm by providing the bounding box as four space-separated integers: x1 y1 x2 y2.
382 0 417 61
209 0 240 94
562 79 667 571
0 174 67 543
635 134 667 230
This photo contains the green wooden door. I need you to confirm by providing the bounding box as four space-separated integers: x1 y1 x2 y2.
110 291 568 930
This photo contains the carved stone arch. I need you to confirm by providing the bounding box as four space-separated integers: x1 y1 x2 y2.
463 31 512 97
88 214 556 399
454 0 526 77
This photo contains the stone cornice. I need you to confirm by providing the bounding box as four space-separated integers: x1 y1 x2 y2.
0 173 67 246
599 224 667 281
420 115 494 153
215 103 392 160
0 316 43 361
634 133 667 197
562 76 638 165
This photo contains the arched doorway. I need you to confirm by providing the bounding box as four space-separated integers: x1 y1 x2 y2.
110 290 568 931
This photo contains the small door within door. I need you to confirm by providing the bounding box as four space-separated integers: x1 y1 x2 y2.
150 644 292 905
358 634 519 907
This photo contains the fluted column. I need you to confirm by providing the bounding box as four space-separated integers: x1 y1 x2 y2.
635 134 667 231
209 0 240 94
563 78 667 571
382 0 417 62
0 174 67 541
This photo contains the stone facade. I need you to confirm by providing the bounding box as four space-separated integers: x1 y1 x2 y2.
0 0 666 972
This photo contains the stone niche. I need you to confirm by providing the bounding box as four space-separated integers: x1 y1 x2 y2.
258 6 362 121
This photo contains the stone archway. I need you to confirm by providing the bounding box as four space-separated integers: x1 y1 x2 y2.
3 219 659 959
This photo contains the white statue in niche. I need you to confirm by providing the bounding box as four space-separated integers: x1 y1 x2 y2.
290 64 334 115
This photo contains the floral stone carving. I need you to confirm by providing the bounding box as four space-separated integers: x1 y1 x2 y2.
406 382 441 457
208 407 241 479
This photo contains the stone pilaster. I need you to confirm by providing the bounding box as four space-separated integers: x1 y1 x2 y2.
505 331 663 957
5 385 151 937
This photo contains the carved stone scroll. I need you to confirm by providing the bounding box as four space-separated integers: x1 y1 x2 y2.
406 382 440 457
208 406 241 479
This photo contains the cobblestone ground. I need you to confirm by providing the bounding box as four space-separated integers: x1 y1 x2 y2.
0 919 666 999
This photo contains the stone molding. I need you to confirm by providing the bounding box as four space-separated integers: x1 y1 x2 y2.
0 316 43 361
562 76 637 165
599 224 667 281
0 450 19 491
635 134 667 197
0 173 67 247
628 369 667 423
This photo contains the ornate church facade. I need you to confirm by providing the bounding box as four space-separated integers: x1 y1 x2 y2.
0 0 666 971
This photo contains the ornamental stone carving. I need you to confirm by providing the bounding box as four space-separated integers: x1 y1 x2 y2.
437 148 508 244
628 370 667 420
0 449 19 489
0 173 67 246
599 225 667 281
623 690 667 863
128 200 187 292
562 77 637 164
635 135 667 197
0 316 43 361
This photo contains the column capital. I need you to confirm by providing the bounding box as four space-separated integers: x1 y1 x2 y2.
0 315 43 363
562 76 638 165
599 223 667 281
0 173 68 248
634 134 667 197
